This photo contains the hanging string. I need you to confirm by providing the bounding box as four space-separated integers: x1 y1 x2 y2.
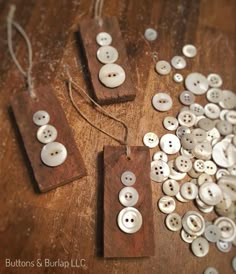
64 67 131 159
7 4 36 99
94 0 104 20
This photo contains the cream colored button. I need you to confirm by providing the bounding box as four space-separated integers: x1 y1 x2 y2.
41 142 67 167
188 167 201 178
216 120 233 136
178 110 196 127
182 211 205 236
185 72 209 95
204 224 221 243
204 267 219 274
207 88 222 103
218 176 236 201
194 159 205 173
96 32 112 46
216 169 230 180
150 160 170 183
174 155 192 173
198 173 213 186
143 132 159 148
176 126 191 139
199 182 223 205
152 93 173 111
226 110 236 125
33 110 50 126
163 116 179 131
219 90 236 109
99 64 125 88
97 46 118 64
192 128 207 143
207 73 223 88
117 207 142 234
180 182 198 200
176 192 188 203
179 90 195 105
198 118 214 131
181 229 197 243
121 171 136 186
215 192 232 210
204 160 217 175
191 237 209 257
214 217 236 242
158 196 176 214
155 60 171 75
160 134 181 154
171 56 186 70
144 28 158 41
153 151 168 162
212 140 236 168
181 133 196 150
190 103 205 116
36 124 57 144
119 187 139 207
182 44 197 58
215 202 236 219
168 160 187 181
204 103 220 119
162 179 179 196
173 73 184 83
165 213 182 231
216 240 232 253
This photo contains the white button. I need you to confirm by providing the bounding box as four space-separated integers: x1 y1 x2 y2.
178 110 196 127
232 257 236 271
190 103 205 116
206 127 220 143
171 56 186 69
158 196 176 214
198 118 214 131
173 73 184 83
97 46 118 64
218 175 236 201
204 224 221 243
220 109 229 121
160 134 181 154
214 217 236 242
143 132 159 148
181 148 196 159
155 60 171 75
192 128 207 143
181 133 196 150
36 125 57 144
180 182 198 200
119 187 139 207
153 151 168 162
191 237 209 257
185 72 209 95
179 90 195 105
152 93 173 111
204 267 219 274
99 64 125 88
144 28 158 41
165 213 182 231
204 103 220 119
212 140 236 168
195 195 209 209
216 169 230 180
168 160 187 181
182 44 197 58
206 88 222 103
216 240 232 253
193 159 205 173
174 155 192 173
150 160 170 183
199 182 223 206
121 171 136 186
182 211 205 236
176 192 188 203
96 32 112 46
176 126 191 139
162 179 179 196
33 110 50 126
204 160 217 175
215 192 232 210
198 204 214 214
207 73 223 88
198 173 213 186
219 90 236 109
41 142 67 167
216 120 232 136
226 110 236 124
181 229 197 243
163 116 179 131
117 207 142 234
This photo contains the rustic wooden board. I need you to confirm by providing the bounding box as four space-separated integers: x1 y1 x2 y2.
11 86 87 192
103 146 155 257
79 17 136 105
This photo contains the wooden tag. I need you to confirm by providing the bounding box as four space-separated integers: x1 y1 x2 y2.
103 146 155 257
79 17 136 105
11 86 87 192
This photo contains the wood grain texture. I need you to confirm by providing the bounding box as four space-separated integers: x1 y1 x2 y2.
0 0 235 274
103 146 154 258
11 86 87 192
79 17 136 104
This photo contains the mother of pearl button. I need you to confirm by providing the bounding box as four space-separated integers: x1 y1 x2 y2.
41 142 67 167
99 64 126 88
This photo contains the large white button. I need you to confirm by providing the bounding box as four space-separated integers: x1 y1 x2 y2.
182 211 205 236
191 237 209 257
97 46 118 64
219 90 236 109
216 240 232 253
144 28 158 41
212 140 236 168
174 155 192 173
33 110 50 126
204 103 220 119
206 88 222 103
143 132 159 148
119 187 139 207
96 32 112 46
121 171 136 186
207 73 223 88
165 213 182 231
199 182 223 205
117 207 142 234
41 142 67 167
214 217 236 242
162 179 179 196
171 56 186 69
160 134 181 154
204 267 219 274
180 182 198 200
185 72 209 95
158 196 176 214
163 116 179 131
182 44 197 58
155 60 171 75
36 125 57 144
99 64 125 88
153 151 168 162
152 93 173 111
179 90 195 105
178 110 196 127
150 160 170 183
181 229 197 243
204 224 221 243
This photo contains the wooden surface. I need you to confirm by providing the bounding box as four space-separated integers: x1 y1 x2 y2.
11 86 87 192
0 0 235 273
103 146 154 257
79 17 136 105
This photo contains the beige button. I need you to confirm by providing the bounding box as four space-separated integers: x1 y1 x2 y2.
173 73 184 83
117 207 142 234
219 90 236 109
216 120 233 136
190 103 205 116
212 140 236 168
176 126 191 139
192 128 207 143
204 224 221 243
152 93 173 111
214 217 236 242
191 237 209 257
207 73 223 88
174 155 192 173
143 132 159 148
204 160 217 175
33 110 50 126
97 46 119 64
204 103 220 119
41 142 67 167
198 118 214 131
165 213 182 231
179 90 195 105
181 229 197 243
181 133 196 150
188 167 201 178
182 211 205 236
150 160 170 183
163 116 179 131
178 110 196 127
180 182 198 200
175 192 188 203
36 124 58 144
155 60 171 75
160 134 181 154
121 171 136 186
162 179 180 196
215 192 232 210
207 88 222 103
194 159 205 173
96 32 112 46
119 187 139 207
215 201 236 219
153 151 168 162
199 182 223 205
216 240 232 253
185 72 209 95
226 110 236 124
171 56 186 69
198 173 213 186
218 175 236 202
168 160 187 181
158 196 176 214
182 44 197 58
99 64 125 88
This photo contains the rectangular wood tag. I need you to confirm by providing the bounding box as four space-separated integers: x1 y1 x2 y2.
103 146 155 257
79 17 136 105
11 86 87 192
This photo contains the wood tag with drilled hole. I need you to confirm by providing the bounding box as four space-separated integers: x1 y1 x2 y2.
103 146 155 257
11 86 87 192
79 17 136 105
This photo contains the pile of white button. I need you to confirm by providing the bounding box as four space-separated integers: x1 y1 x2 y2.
33 110 67 167
143 43 236 272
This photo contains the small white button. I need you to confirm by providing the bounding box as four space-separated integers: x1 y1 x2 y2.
204 160 217 175
162 179 179 196
204 103 220 119
36 124 57 144
190 103 205 116
216 240 232 253
219 90 236 109
158 196 176 214
143 132 159 148
174 155 192 173
165 213 182 231
181 133 196 150
160 134 181 154
181 229 197 243
171 56 186 70
199 182 223 206
179 90 195 105
176 126 191 139
204 267 219 274
206 88 222 103
198 118 214 131
119 187 139 207
96 32 112 46
182 44 197 58
163 116 179 131
153 151 168 162
191 237 209 257
152 93 173 111
204 224 221 243
182 211 205 236
180 182 198 200
173 73 184 83
117 207 142 234
193 159 205 173
97 46 119 64
214 217 236 242
185 72 209 95
150 160 170 183
207 73 223 88
41 142 67 167
121 171 136 186
33 110 50 126
144 28 158 41
99 64 125 88
178 110 196 127
155 60 171 75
